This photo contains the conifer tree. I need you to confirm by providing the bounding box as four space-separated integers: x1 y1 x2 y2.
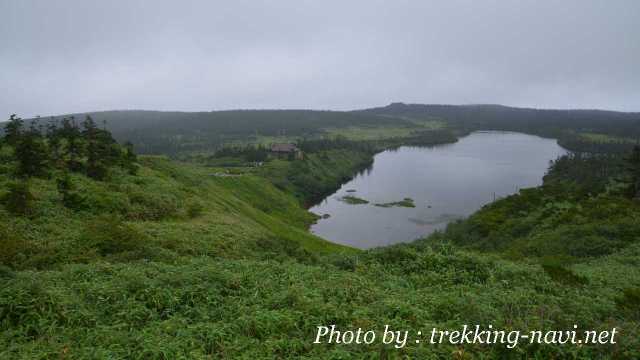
83 116 112 180
56 172 85 209
2 181 35 216
46 119 64 168
123 141 138 175
625 145 640 199
15 120 49 178
3 114 23 146
60 117 85 172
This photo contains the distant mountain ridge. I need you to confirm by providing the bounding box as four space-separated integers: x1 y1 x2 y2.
16 109 410 155
359 101 640 116
9 102 640 155
358 102 640 142
19 103 640 132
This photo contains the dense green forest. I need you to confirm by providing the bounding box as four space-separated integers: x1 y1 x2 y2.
19 103 639 157
22 110 418 156
362 103 640 154
1 107 640 358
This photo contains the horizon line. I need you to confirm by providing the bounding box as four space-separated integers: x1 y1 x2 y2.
11 102 640 120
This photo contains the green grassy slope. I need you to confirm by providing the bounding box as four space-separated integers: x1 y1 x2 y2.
2 236 638 358
444 154 640 260
2 151 640 358
0 156 351 272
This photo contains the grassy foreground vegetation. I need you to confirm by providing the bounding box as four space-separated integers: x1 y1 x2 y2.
2 150 640 358
0 155 350 266
2 110 640 358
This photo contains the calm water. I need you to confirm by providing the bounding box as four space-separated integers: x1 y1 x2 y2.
309 131 568 248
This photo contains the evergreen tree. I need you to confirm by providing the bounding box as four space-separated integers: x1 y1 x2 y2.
625 145 640 199
46 119 64 168
3 113 136 182
83 116 103 179
122 141 138 175
15 121 49 178
3 114 23 146
98 126 120 167
83 116 117 180
82 115 98 138
2 181 35 216
56 173 85 209
60 117 85 172
59 116 81 141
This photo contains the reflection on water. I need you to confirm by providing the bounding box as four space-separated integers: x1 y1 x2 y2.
309 131 568 249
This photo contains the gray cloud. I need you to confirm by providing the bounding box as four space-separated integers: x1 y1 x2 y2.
1 0 639 118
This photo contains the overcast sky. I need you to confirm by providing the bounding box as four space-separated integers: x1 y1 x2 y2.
1 0 639 118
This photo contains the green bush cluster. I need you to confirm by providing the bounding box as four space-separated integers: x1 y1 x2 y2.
1 181 35 216
0 223 27 267
0 115 140 217
79 216 147 256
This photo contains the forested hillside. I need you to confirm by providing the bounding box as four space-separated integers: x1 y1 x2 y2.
361 103 640 153
15 103 639 158
21 110 413 156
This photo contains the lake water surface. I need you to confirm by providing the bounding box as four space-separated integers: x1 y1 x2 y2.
309 131 568 248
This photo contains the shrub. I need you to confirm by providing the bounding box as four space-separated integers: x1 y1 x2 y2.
0 265 15 279
326 253 358 271
86 162 110 181
370 244 418 265
186 200 205 218
615 287 640 320
81 216 147 256
15 132 50 178
0 224 27 267
1 181 35 216
57 174 87 210
253 237 317 263
541 263 587 286
127 191 180 221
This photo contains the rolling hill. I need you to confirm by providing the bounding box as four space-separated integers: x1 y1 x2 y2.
13 103 640 157
22 110 412 155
